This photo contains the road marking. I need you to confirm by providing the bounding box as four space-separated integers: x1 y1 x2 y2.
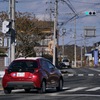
63 87 69 89
62 74 64 76
48 87 100 96
88 74 94 76
65 73 100 77
86 87 100 91
78 74 84 76
66 87 87 92
48 94 100 97
67 73 96 77
67 74 74 76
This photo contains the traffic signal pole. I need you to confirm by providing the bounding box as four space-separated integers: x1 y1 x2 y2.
11 0 15 61
9 0 15 62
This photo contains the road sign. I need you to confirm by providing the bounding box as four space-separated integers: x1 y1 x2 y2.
84 26 96 37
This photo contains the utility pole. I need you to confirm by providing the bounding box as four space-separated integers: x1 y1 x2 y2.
74 18 76 67
80 34 84 67
11 0 15 61
9 0 15 62
46 1 53 23
6 0 12 65
64 12 77 67
53 0 58 66
81 44 83 67
62 28 66 58
62 34 64 58
9 0 12 19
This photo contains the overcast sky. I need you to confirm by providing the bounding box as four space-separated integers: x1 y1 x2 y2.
0 0 100 46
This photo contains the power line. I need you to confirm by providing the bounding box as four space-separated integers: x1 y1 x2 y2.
0 0 8 2
16 0 34 3
67 0 77 14
70 0 100 5
61 0 78 15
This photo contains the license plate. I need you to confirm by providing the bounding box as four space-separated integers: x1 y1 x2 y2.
17 72 25 77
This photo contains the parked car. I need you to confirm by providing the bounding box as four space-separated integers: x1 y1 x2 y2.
59 58 71 69
2 57 63 94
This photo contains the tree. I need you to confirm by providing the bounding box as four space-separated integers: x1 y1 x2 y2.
15 12 53 57
0 11 53 58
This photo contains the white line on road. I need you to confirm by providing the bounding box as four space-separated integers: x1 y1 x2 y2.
67 74 74 76
67 74 96 77
65 73 100 77
88 74 94 76
78 74 84 76
48 94 100 97
66 87 87 92
86 87 100 91
63 87 70 90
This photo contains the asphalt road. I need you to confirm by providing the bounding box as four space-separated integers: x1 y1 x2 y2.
0 67 100 100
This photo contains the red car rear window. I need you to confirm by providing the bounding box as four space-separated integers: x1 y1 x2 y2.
8 60 38 72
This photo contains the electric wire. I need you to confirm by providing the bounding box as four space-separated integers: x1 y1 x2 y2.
70 0 100 5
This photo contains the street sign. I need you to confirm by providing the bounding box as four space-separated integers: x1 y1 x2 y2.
84 26 96 37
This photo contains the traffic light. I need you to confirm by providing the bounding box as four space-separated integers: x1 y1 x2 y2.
85 11 96 16
2 20 12 34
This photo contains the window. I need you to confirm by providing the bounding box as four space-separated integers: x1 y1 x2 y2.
9 61 27 69
9 60 38 72
40 59 49 70
63 59 69 62
26 61 38 68
47 61 55 69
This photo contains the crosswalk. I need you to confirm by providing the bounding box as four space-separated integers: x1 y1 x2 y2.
0 86 100 97
65 87 87 92
62 86 100 92
86 87 100 92
45 86 100 97
1 86 100 93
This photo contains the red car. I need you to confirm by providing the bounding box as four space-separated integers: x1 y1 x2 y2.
2 57 63 94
